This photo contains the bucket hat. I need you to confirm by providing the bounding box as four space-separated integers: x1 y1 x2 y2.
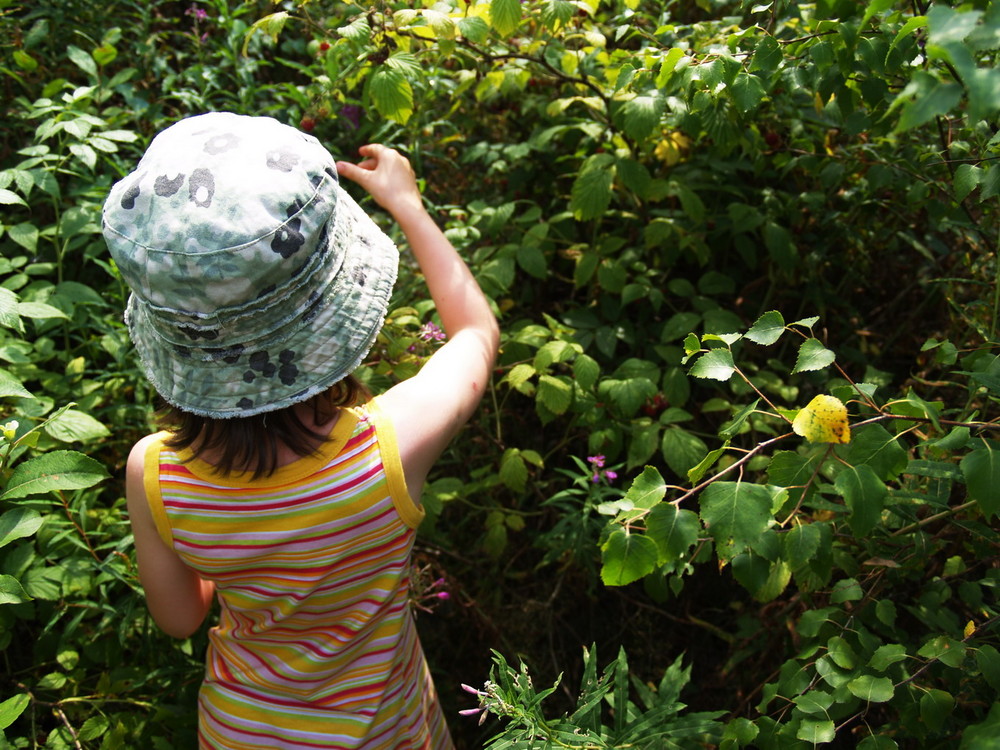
102 112 398 418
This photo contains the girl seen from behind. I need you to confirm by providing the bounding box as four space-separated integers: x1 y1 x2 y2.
103 112 499 749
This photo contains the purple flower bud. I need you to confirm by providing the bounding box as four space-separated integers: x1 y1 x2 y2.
587 454 605 468
604 470 618 482
459 708 483 717
461 683 486 696
436 591 450 600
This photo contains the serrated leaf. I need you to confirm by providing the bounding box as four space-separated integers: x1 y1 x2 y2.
368 67 414 124
796 719 835 743
570 160 615 221
690 348 735 381
623 466 667 512
2 450 109 499
573 354 600 390
730 72 766 114
646 504 699 561
793 338 835 373
601 528 659 586
620 94 663 140
792 395 850 444
499 449 528 493
538 374 573 414
954 164 983 201
458 16 490 43
699 482 773 563
784 523 821 570
745 310 785 345
491 0 522 37
847 674 894 703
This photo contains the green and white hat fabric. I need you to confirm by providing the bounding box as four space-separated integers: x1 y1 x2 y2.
102 112 398 418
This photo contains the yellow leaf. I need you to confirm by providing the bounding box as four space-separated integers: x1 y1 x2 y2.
964 620 976 638
792 394 850 444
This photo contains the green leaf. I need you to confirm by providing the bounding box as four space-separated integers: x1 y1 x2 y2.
0 369 34 399
573 354 600 390
690 348 736 381
792 338 835 373
499 449 528 492
620 94 663 140
17 301 70 320
846 424 908 480
834 464 888 536
730 72 766 114
490 0 522 37
976 644 1000 693
959 702 1000 749
0 575 32 605
0 187 26 206
538 374 573 414
920 689 955 732
796 718 835 743
869 644 908 672
847 674 894 703
0 507 43 548
894 74 962 132
368 66 414 124
2 450 109 499
646 504 699 561
784 523 821 570
827 635 858 669
624 466 667 512
661 427 707 479
599 377 656 416
458 15 490 42
570 157 615 221
67 44 98 77
7 222 39 252
699 482 773 563
601 529 659 586
0 692 29 728
745 310 785 345
954 164 983 202
961 445 1000 519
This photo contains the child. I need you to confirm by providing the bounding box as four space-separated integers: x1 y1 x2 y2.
103 112 499 749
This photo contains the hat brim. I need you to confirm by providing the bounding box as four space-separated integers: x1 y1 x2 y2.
125 184 398 418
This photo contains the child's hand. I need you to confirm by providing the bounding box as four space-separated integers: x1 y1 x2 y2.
335 144 423 222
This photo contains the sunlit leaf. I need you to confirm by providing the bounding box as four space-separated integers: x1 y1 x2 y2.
792 395 850 444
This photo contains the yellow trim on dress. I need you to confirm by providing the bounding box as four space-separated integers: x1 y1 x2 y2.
366 396 425 530
142 431 175 547
174 410 360 487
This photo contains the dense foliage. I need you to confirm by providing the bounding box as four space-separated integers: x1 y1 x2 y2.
1 0 998 747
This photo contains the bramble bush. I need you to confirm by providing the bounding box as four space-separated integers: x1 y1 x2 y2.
1 0 997 747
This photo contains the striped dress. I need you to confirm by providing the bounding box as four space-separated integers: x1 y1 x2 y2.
141 398 454 749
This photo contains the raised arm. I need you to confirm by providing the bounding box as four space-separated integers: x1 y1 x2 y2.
336 145 500 499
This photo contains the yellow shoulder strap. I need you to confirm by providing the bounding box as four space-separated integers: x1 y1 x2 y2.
364 398 425 530
142 432 175 547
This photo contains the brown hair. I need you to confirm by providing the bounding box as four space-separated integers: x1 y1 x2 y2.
157 375 365 480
